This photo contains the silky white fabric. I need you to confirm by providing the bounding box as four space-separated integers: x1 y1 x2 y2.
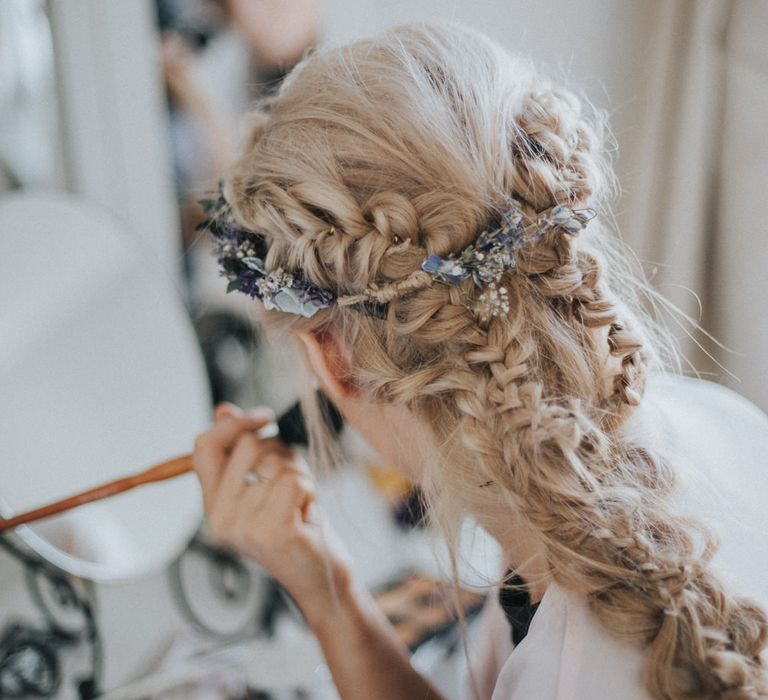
466 372 768 700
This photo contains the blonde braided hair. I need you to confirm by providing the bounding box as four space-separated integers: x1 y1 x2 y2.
225 22 768 700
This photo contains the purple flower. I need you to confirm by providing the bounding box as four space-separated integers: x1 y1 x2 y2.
421 254 470 284
293 280 335 307
227 269 262 297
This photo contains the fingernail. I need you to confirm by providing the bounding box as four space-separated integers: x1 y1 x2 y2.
256 421 279 439
247 407 275 421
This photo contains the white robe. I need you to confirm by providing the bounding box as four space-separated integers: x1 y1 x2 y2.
467 372 768 700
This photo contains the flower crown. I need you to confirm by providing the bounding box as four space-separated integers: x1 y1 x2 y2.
199 184 596 321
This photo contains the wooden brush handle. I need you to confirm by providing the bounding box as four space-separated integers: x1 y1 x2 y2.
0 391 345 534
0 455 193 533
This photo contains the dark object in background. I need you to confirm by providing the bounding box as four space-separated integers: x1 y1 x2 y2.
155 0 221 51
193 310 258 408
393 486 429 530
374 572 486 651
0 623 61 697
193 309 344 447
276 391 344 447
498 571 541 647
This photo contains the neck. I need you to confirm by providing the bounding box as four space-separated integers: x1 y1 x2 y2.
477 510 551 605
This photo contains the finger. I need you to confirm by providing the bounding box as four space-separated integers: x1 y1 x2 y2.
212 433 262 513
239 458 315 517
214 435 292 511
215 403 276 423
202 414 274 458
247 406 277 422
304 499 321 526
265 469 317 526
192 415 273 498
290 452 313 478
214 402 243 422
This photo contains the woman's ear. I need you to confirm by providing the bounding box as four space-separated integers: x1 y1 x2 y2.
296 329 360 403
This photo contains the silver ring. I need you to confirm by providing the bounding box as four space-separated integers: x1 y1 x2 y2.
244 470 270 486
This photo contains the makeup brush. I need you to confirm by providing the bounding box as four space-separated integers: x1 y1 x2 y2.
0 391 343 533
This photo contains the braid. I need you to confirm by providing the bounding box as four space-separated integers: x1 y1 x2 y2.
508 89 603 209
224 22 768 699
411 277 767 699
512 218 650 430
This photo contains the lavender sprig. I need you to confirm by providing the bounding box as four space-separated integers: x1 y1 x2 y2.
198 184 335 317
420 199 595 289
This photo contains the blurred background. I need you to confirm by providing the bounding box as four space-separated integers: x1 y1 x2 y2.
0 1 766 698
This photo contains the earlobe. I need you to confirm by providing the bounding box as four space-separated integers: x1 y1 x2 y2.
296 329 360 402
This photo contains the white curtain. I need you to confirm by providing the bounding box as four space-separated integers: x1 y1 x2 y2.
616 0 768 411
